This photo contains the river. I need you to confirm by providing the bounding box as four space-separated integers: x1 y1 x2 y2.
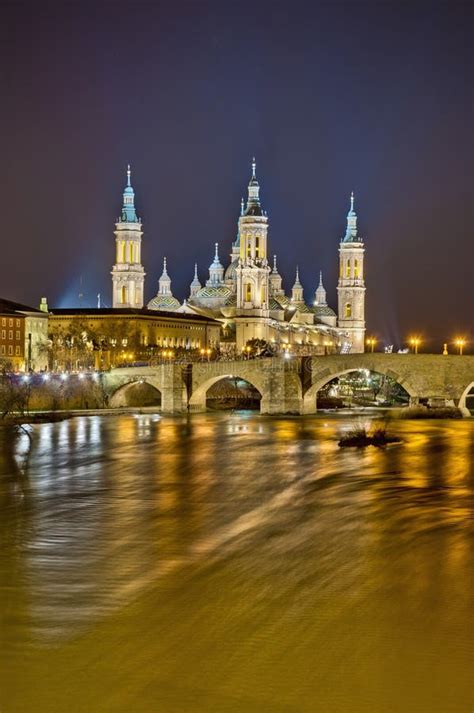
0 413 473 713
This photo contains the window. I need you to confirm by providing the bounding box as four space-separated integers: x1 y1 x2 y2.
9 319 13 327
1 330 5 339
0 346 5 355
8 331 12 340
15 346 20 356
8 345 13 355
255 236 260 257
16 319 20 327
345 262 351 278
245 283 252 302
354 259 359 278
122 242 126 262
129 243 134 263
345 303 352 318
15 331 20 340
121 286 127 304
1 318 5 326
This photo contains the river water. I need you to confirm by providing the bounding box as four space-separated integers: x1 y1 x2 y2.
0 413 472 713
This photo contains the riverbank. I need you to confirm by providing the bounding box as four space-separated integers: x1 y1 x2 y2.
0 403 470 427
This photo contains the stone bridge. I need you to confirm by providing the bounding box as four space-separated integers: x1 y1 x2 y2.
103 354 474 416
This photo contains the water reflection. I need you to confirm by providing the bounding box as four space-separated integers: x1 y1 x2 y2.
0 414 473 713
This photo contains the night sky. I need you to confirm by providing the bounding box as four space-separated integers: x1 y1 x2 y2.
2 1 473 350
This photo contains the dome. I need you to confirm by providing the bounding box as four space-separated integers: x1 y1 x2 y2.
224 258 239 282
273 294 290 308
147 294 181 311
312 304 336 318
269 297 284 311
224 292 237 307
195 285 232 299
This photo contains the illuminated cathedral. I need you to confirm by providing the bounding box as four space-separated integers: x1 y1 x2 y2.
111 161 366 353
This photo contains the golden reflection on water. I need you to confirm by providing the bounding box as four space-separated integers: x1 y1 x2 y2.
0 413 473 713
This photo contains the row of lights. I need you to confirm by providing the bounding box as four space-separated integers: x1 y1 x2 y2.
21 372 102 384
366 337 467 354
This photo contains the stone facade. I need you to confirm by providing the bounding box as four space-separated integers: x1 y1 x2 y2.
337 193 366 353
111 166 145 308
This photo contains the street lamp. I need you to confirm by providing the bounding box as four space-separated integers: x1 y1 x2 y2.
455 338 465 356
409 337 421 354
366 337 376 353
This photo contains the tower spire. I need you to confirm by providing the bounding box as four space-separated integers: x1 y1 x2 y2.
190 262 202 297
207 242 224 286
121 164 138 223
315 271 327 306
244 157 262 215
291 266 304 303
343 191 361 242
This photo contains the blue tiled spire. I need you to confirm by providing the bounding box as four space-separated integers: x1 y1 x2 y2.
120 165 139 223
343 192 361 242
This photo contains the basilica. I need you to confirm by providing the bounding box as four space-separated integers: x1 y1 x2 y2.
111 161 366 354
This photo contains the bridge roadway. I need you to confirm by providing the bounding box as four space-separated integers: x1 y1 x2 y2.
103 353 474 416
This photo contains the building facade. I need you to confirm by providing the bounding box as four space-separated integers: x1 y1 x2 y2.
47 308 220 370
0 298 48 371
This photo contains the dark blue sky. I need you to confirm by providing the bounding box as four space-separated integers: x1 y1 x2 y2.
1 0 473 349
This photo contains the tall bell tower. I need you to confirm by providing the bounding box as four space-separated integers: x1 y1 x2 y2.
235 159 271 348
337 193 366 352
111 166 145 308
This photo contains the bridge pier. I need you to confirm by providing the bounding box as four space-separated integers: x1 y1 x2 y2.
157 364 186 414
260 363 303 414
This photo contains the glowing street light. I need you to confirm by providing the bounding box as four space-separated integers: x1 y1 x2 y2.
366 337 376 353
455 338 465 355
409 337 421 354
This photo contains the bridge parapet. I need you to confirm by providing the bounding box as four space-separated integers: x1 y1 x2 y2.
104 354 474 415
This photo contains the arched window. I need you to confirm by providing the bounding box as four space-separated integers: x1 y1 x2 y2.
122 242 126 263
354 259 359 278
121 286 127 304
255 236 260 258
129 243 134 263
339 261 343 278
245 283 252 302
346 261 351 278
345 302 352 318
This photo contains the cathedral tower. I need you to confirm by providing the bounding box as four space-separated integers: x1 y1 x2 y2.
111 166 145 308
337 193 366 352
291 267 304 304
269 255 284 296
235 159 271 347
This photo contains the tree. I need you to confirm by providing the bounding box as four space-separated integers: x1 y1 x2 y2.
0 370 31 420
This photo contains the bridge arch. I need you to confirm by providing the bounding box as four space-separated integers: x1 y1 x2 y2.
458 382 474 416
189 372 265 412
109 378 162 408
303 366 417 413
